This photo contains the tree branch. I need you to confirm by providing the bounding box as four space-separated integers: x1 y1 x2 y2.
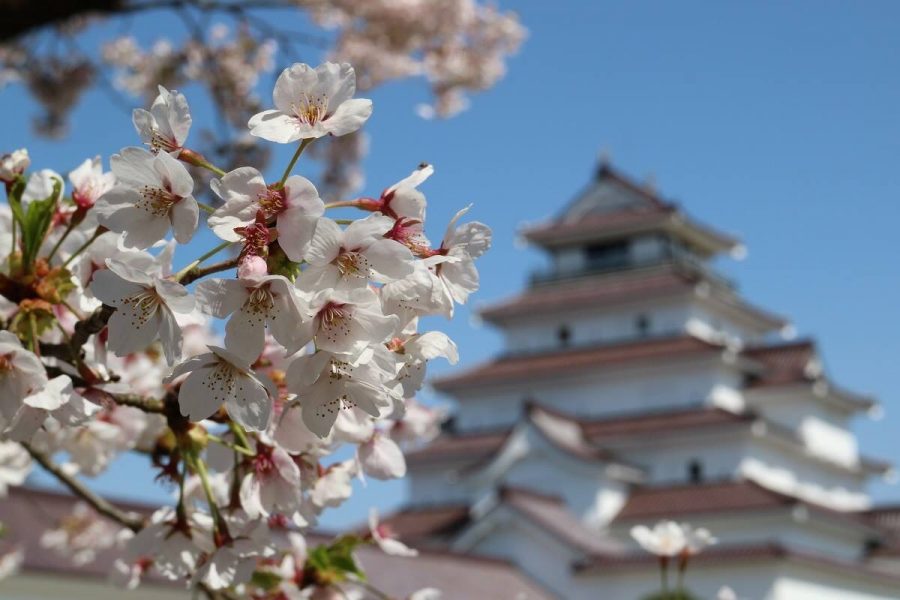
71 304 115 350
179 257 239 285
21 442 145 532
104 391 166 413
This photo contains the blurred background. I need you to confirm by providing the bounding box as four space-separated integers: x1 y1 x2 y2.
2 0 899 532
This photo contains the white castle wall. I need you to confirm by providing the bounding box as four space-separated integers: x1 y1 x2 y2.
452 359 745 430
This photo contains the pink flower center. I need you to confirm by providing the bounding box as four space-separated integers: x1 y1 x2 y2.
252 444 276 476
138 185 180 217
245 284 275 317
335 249 368 278
149 131 179 153
291 93 329 126
121 289 162 327
0 352 14 373
257 187 287 218
235 212 271 260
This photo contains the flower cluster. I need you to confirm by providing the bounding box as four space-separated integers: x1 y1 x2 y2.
0 61 485 598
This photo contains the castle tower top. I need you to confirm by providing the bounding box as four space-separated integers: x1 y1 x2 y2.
522 162 743 285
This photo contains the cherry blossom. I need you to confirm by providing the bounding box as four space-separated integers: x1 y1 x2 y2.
21 168 63 208
369 508 417 557
432 205 492 307
297 215 415 290
90 258 194 365
167 345 277 431
69 156 116 211
239 441 302 519
40 502 123 566
191 514 272 590
0 331 48 426
249 62 373 143
195 272 306 363
208 168 324 261
4 374 98 442
0 53 494 597
0 148 29 182
359 432 406 480
132 85 192 154
93 147 198 249
285 347 400 438
630 521 687 557
296 287 398 356
124 506 212 581
0 441 30 496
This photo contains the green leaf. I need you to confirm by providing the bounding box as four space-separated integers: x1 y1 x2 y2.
18 176 61 268
305 538 367 584
250 570 283 591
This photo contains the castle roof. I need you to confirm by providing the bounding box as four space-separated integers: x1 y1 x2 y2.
408 402 889 478
431 335 730 392
575 541 900 586
406 405 752 466
459 486 626 556
521 163 740 256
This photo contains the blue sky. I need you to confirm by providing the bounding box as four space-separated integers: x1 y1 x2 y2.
4 1 900 527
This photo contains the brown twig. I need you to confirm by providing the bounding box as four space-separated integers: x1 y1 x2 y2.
179 256 239 285
71 304 115 349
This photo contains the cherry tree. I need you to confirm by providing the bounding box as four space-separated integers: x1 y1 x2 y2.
0 0 525 200
0 59 490 598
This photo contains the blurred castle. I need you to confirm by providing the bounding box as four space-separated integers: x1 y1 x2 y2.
386 161 900 599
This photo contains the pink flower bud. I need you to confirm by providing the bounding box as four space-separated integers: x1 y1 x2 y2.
238 255 268 280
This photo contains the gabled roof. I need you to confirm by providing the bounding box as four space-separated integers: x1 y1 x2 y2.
377 504 473 543
406 404 749 467
575 541 900 586
453 402 643 482
522 163 740 255
431 335 727 392
611 479 878 535
744 339 819 388
480 265 697 323
408 402 889 479
460 485 625 556
407 405 757 465
744 340 876 412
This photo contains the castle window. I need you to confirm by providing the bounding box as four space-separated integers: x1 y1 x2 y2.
585 241 629 271
635 314 651 337
688 459 704 484
557 325 571 347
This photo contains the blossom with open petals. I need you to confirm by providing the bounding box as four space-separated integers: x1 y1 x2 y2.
239 441 302 519
90 258 194 365
297 215 415 290
0 441 31 496
432 205 492 308
0 331 48 427
132 85 192 154
208 168 323 262
285 348 400 438
167 345 277 431
4 374 99 442
630 521 687 557
369 508 417 557
94 147 198 249
249 62 372 143
295 287 397 356
69 156 115 210
359 432 406 480
195 273 305 363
